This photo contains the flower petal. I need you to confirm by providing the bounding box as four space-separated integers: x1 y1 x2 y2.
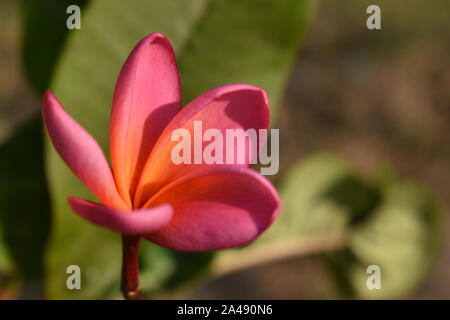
143 167 280 251
110 33 181 204
135 84 270 207
68 197 173 235
42 91 127 210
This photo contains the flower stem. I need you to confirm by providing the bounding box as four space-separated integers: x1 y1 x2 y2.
121 235 141 300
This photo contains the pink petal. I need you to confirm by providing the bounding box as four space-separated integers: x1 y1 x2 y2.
110 33 181 204
68 197 173 235
135 84 270 207
42 91 128 210
143 167 280 251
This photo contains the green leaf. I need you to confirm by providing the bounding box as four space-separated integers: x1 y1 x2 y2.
260 153 379 244
139 242 214 297
214 153 379 273
326 181 442 299
0 119 50 296
39 0 313 298
6 0 91 298
0 223 12 273
214 153 441 299
21 0 90 93
178 0 314 122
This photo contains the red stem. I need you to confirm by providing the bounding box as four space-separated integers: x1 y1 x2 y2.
121 235 141 300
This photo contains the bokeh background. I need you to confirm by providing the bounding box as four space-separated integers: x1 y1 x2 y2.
0 0 449 299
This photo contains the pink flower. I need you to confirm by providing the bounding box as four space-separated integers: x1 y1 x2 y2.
42 33 280 251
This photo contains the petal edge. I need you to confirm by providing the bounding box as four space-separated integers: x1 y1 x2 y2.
144 167 280 251
110 33 181 204
43 91 127 210
68 197 173 235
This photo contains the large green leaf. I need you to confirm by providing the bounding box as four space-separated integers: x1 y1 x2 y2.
41 0 313 298
177 0 314 122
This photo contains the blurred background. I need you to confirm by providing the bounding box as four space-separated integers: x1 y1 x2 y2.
0 0 449 299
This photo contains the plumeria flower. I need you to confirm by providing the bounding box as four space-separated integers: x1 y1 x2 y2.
42 33 280 298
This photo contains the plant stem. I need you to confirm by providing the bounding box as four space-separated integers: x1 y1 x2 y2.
121 235 141 300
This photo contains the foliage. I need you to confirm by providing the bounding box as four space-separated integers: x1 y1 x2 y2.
219 154 441 299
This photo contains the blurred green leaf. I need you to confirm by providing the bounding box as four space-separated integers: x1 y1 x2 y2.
325 181 441 299
36 0 313 298
214 154 379 275
0 224 11 273
203 154 434 298
3 0 91 298
139 242 214 297
22 0 90 93
259 154 379 244
215 154 441 299
0 119 50 297
178 0 314 122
